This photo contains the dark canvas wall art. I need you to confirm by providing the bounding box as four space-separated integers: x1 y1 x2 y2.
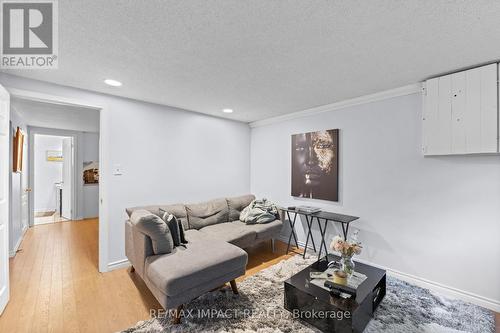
291 129 339 201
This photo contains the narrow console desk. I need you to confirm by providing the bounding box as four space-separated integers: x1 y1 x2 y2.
281 208 359 260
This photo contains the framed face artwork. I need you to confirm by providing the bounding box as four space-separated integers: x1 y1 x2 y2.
291 129 339 201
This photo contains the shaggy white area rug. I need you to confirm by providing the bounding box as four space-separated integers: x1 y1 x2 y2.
122 255 495 333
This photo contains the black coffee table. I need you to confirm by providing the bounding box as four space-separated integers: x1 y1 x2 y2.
284 255 386 333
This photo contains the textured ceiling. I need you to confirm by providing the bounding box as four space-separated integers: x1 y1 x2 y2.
2 1 500 122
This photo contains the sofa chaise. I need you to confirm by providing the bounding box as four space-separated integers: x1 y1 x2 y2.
125 194 283 323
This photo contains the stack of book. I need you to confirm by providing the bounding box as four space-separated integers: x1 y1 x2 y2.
310 269 367 298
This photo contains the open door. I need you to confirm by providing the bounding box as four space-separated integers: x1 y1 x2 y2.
0 84 10 314
61 137 73 220
21 138 29 230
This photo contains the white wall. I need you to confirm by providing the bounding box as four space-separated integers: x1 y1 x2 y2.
82 132 99 218
34 135 64 213
250 93 500 310
0 73 251 268
9 107 28 255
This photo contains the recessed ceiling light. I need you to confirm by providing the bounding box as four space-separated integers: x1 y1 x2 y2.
104 79 122 87
222 108 233 113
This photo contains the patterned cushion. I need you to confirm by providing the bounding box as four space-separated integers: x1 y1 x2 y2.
159 209 188 246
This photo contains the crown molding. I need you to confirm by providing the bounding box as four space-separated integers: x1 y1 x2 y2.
250 83 423 128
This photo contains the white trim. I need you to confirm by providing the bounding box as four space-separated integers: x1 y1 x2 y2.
7 88 102 110
34 208 59 213
250 83 422 128
98 102 109 272
278 234 500 312
8 233 23 257
355 258 500 313
28 127 80 224
0 84 10 315
107 259 130 271
6 87 109 273
0 285 8 316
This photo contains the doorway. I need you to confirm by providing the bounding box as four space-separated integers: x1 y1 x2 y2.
33 134 74 225
0 87 108 317
5 88 108 276
27 126 100 229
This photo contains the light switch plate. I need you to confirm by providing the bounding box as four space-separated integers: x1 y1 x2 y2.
113 164 123 175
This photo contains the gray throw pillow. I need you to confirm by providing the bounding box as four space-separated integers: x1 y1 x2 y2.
159 209 187 246
130 210 174 255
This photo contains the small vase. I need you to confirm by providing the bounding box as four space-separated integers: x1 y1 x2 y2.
340 255 355 277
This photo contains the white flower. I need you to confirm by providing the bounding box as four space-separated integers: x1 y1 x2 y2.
330 235 343 251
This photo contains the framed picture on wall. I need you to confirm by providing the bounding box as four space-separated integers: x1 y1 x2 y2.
12 127 24 172
83 161 99 184
291 129 339 201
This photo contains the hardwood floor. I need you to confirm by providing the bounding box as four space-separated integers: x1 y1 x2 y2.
0 219 299 333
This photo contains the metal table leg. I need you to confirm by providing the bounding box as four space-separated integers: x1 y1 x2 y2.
316 217 329 261
302 215 317 258
341 223 350 240
285 211 299 254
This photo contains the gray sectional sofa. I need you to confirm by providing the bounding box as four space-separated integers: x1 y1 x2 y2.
125 194 283 323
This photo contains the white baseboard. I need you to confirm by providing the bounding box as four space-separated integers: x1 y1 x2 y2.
0 285 8 315
34 219 57 226
107 258 130 271
9 225 28 258
34 208 56 214
357 258 500 313
9 232 24 258
277 234 500 312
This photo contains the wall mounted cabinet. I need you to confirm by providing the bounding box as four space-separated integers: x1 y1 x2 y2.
423 63 499 155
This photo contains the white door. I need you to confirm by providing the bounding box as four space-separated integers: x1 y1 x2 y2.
21 177 29 230
61 137 73 219
21 134 29 230
0 84 11 314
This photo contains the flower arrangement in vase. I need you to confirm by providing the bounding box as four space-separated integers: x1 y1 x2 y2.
330 235 362 277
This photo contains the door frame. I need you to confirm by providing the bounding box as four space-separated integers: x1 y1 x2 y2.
29 129 77 225
6 88 109 273
0 84 10 314
7 119 28 256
